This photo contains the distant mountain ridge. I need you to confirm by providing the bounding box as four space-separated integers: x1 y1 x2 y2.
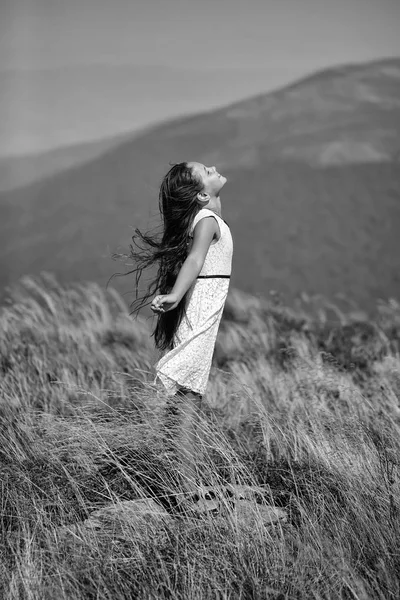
0 62 300 186
0 57 399 314
160 56 400 169
0 132 135 193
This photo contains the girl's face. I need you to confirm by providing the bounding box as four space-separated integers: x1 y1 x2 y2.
188 162 227 197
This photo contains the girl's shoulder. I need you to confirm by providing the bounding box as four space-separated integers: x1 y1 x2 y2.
191 208 223 228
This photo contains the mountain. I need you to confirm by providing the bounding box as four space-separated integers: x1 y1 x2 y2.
0 57 400 315
0 132 136 193
0 62 297 181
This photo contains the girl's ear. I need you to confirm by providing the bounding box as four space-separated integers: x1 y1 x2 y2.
197 191 210 205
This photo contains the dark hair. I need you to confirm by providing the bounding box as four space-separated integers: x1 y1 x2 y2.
112 162 203 351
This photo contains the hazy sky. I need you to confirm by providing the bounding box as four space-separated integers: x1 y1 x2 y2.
1 0 400 156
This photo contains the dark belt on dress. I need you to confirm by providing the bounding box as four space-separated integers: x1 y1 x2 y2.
197 275 231 279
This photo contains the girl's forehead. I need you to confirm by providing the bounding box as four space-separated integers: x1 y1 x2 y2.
188 162 205 177
188 161 205 175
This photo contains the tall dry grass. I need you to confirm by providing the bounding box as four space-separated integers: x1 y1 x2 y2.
1 273 400 599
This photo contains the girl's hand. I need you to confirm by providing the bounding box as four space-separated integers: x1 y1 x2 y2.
151 293 180 314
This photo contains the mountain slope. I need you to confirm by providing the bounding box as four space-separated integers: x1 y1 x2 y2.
1 57 400 314
0 131 136 193
158 56 400 169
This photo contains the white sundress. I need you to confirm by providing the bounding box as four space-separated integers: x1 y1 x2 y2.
154 208 233 396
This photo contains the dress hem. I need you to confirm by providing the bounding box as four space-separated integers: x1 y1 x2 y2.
154 372 205 397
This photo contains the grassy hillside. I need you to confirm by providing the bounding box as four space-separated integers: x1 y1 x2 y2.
1 274 400 598
0 57 400 314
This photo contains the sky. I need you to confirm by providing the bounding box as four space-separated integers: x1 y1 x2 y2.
0 0 400 156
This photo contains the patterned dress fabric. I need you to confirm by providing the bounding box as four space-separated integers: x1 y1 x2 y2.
154 208 233 396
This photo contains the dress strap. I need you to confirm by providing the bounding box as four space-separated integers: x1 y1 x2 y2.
190 209 227 237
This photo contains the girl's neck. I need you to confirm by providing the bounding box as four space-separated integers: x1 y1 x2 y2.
204 207 221 217
202 195 221 217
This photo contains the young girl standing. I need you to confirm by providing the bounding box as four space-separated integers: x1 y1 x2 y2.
127 161 233 500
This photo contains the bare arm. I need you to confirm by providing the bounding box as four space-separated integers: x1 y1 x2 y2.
151 216 219 313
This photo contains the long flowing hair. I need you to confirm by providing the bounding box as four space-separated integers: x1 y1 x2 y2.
112 162 203 352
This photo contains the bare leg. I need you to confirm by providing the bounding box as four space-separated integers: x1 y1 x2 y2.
162 388 204 499
177 389 204 496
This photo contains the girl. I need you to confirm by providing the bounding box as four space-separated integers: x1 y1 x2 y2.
126 161 233 501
